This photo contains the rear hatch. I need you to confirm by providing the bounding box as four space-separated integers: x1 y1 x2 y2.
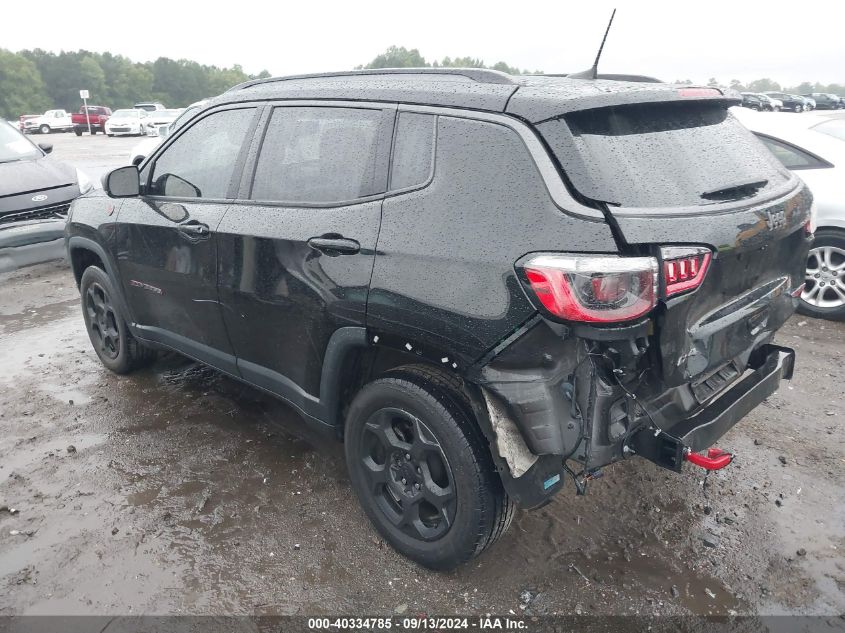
535 95 812 389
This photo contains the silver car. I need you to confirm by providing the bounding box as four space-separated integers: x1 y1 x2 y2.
732 107 845 319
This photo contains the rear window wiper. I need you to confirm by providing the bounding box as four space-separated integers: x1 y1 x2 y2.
700 179 768 202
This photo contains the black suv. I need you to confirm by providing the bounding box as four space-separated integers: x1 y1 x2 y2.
67 69 812 570
805 93 843 110
740 92 769 111
764 92 807 113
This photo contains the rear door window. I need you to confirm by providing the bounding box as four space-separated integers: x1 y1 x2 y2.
250 106 385 204
389 112 436 191
539 102 791 208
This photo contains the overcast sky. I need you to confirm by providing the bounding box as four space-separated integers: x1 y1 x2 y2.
7 1 844 86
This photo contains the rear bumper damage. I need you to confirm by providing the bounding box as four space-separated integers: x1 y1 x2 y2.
630 344 794 471
472 318 797 509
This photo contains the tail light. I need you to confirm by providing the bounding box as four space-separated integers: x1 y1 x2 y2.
661 247 712 297
521 254 658 323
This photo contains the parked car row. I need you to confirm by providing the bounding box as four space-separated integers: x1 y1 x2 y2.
18 102 173 136
741 92 844 113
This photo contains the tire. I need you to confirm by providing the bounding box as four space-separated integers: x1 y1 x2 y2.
345 365 513 570
74 128 82 136
91 129 97 135
39 124 50 134
79 266 156 373
794 104 803 113
797 229 845 321
752 105 760 111
107 133 114 137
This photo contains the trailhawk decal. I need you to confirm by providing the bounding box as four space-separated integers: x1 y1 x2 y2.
128 280 163 295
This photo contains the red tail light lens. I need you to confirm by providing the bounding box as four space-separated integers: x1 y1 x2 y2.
661 247 712 297
522 255 658 323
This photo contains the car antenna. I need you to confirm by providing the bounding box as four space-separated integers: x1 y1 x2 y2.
568 8 616 80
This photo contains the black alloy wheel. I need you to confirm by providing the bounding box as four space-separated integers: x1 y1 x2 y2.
345 368 514 570
79 266 156 373
358 407 456 541
85 281 121 361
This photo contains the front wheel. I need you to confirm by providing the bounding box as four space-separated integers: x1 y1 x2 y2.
80 266 156 373
345 368 513 570
798 229 845 321
794 104 804 113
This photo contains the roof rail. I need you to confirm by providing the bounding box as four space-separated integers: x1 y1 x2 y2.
227 67 517 92
536 73 663 83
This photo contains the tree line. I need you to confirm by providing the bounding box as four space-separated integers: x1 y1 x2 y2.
1 45 842 120
0 49 272 119
680 77 844 96
357 45 542 75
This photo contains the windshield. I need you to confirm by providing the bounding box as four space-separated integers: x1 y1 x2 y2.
812 119 845 143
538 101 791 208
112 110 140 119
0 122 40 163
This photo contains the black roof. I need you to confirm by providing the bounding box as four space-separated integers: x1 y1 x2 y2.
209 68 733 123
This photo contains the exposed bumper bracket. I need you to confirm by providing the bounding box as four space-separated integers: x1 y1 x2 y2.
630 344 794 472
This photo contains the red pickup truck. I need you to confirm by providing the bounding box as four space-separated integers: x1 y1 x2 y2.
72 106 111 135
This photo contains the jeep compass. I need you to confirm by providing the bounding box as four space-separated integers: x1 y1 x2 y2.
66 69 813 569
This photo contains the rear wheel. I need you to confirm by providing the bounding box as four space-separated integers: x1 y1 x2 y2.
798 229 845 321
74 128 82 136
345 367 513 570
39 124 50 134
80 266 156 373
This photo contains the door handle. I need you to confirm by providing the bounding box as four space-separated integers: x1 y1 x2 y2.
178 221 210 238
307 236 360 255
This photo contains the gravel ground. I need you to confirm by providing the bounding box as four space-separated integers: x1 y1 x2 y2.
0 134 843 618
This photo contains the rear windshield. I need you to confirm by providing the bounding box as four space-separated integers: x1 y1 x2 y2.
538 101 791 208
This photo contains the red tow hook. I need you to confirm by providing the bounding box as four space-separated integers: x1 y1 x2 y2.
684 447 734 471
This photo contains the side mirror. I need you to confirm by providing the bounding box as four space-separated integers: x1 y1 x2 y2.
38 143 53 154
103 165 140 198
